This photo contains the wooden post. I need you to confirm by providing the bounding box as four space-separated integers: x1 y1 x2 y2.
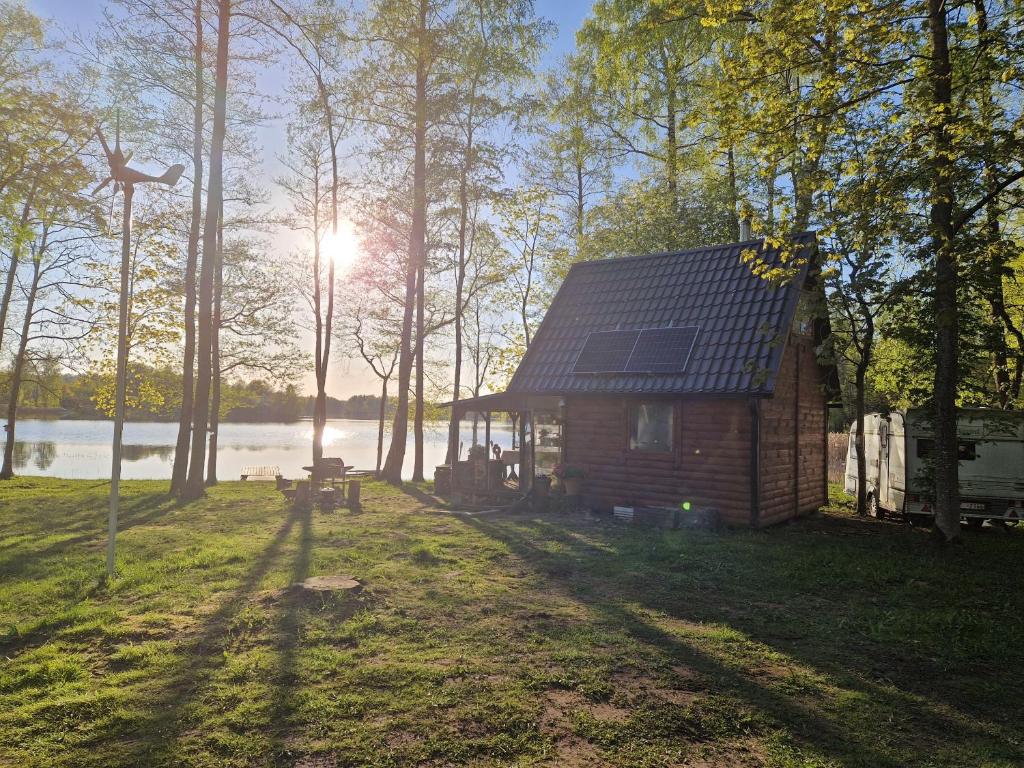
529 410 536 492
518 410 527 492
484 411 491 491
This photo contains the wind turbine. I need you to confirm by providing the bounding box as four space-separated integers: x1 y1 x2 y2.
95 116 184 578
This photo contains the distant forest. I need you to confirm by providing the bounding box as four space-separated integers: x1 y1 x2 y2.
1 364 400 423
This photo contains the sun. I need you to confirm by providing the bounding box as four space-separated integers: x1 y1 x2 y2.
320 220 360 269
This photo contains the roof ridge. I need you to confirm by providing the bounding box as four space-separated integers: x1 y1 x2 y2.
565 231 816 272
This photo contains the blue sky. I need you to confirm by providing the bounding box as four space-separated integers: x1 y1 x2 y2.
29 0 592 63
28 0 595 398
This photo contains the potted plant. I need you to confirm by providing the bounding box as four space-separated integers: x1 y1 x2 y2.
467 444 489 461
553 464 585 496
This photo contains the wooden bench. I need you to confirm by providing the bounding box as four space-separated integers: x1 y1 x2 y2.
241 465 282 481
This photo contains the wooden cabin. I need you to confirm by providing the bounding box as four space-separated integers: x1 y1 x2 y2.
446 232 839 527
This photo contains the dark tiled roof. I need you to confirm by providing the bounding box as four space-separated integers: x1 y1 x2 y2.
507 233 817 396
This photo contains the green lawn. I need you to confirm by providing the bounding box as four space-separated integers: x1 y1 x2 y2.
1 477 1022 767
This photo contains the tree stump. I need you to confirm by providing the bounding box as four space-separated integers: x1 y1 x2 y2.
290 575 361 594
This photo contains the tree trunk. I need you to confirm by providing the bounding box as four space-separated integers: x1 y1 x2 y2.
0 193 34 358
377 377 387 473
206 200 223 485
660 46 679 217
171 0 205 496
413 261 425 481
381 0 428 484
726 145 739 240
927 0 960 541
0 254 40 479
184 0 229 500
446 157 470 464
972 0 1012 408
575 158 585 252
520 283 532 348
313 79 338 467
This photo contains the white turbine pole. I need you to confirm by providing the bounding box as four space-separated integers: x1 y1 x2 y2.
95 117 184 578
108 182 134 577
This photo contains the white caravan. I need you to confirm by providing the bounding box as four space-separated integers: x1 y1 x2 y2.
844 408 1024 525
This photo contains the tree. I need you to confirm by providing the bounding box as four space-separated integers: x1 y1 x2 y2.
438 0 548 466
260 0 351 466
578 0 707 214
348 301 399 473
496 186 556 348
79 198 183 420
528 55 611 275
184 0 231 500
699 0 1024 540
2 196 98 479
822 140 908 515
1 66 96 479
357 0 449 484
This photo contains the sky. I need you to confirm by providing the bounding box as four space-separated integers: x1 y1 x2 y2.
28 0 594 400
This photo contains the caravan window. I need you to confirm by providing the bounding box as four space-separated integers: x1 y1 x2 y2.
915 438 977 461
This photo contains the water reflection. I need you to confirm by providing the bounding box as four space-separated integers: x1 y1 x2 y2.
10 441 58 470
121 444 175 462
3 419 515 480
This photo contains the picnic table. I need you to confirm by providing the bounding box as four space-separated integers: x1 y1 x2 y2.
280 458 370 510
302 458 353 488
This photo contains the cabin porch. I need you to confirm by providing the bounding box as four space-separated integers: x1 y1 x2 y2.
437 392 565 507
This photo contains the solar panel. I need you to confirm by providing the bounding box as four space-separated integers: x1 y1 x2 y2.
624 326 699 373
572 330 640 373
572 326 700 375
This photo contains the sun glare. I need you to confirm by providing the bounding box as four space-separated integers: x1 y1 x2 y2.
320 220 360 269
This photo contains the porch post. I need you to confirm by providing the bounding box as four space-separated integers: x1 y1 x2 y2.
484 412 492 491
518 410 527 491
451 407 459 492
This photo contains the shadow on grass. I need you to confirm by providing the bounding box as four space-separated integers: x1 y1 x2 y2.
392 480 450 512
2 489 171 547
268 503 313 761
125 504 311 763
461 512 1023 767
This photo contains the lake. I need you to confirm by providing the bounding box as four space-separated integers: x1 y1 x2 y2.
2 419 515 481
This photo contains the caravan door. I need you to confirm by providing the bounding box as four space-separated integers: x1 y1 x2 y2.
877 420 890 507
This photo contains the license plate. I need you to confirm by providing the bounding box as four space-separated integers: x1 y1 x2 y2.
961 502 986 511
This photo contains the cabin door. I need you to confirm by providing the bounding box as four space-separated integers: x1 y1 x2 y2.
878 422 890 508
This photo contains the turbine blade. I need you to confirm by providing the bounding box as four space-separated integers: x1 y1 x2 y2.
160 164 186 186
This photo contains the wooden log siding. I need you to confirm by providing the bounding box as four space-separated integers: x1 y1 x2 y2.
757 333 828 526
563 333 828 528
565 396 752 525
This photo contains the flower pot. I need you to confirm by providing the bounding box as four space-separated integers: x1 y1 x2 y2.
562 477 582 496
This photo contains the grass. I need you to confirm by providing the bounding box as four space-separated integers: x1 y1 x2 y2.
0 477 1022 767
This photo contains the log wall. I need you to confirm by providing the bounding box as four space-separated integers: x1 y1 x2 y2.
564 396 752 525
562 334 828 528
757 332 829 526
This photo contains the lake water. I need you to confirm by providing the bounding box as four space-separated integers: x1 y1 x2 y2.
3 419 515 481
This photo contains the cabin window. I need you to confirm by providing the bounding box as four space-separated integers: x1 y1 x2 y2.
629 403 674 453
